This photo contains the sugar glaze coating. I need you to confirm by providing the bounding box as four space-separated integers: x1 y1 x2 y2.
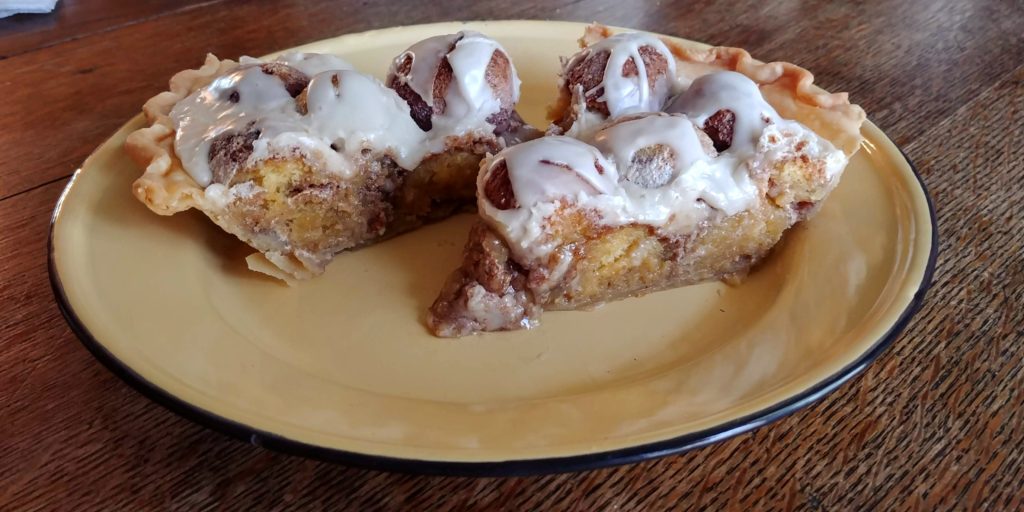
481 71 847 264
170 32 523 188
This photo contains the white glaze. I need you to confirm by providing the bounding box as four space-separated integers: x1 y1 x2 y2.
592 113 710 183
666 71 847 190
666 71 776 155
482 71 847 265
171 33 524 188
387 31 521 138
592 113 757 215
396 33 455 109
560 107 607 141
171 65 304 186
505 136 619 204
445 32 519 118
480 132 730 263
562 32 676 125
304 70 428 170
170 56 431 187
238 52 357 76
273 52 354 76
464 284 534 331
238 52 354 76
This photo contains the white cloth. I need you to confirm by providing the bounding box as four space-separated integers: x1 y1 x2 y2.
0 0 59 19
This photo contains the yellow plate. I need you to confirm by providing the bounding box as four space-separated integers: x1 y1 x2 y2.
49 21 936 475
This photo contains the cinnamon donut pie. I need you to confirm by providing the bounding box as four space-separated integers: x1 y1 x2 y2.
125 24 866 338
427 24 866 337
126 31 533 281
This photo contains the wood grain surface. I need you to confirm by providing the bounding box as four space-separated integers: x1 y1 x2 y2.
1 0 1022 509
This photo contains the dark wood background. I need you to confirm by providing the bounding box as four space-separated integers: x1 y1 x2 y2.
2 0 1022 509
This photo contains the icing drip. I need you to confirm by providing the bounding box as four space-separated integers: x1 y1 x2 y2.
171 65 305 187
480 127 744 263
566 32 677 118
170 56 440 187
171 32 524 189
446 32 520 117
483 71 848 263
387 30 521 136
502 136 619 206
398 33 457 109
478 136 617 260
592 113 710 184
665 71 777 155
272 52 354 76
561 108 607 141
666 71 847 198
304 70 427 170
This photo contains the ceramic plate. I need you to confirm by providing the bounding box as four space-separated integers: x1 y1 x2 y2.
49 21 936 476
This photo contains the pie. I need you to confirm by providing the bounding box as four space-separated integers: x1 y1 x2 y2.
427 24 866 336
124 24 867 338
125 31 534 281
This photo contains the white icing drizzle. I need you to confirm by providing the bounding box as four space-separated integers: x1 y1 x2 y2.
446 31 520 118
478 136 618 260
387 31 521 137
396 33 457 110
272 52 354 76
592 113 710 183
592 113 758 214
238 52 354 76
171 65 304 186
565 32 677 118
303 70 428 170
560 107 607 141
503 136 619 205
480 130 730 263
169 57 431 187
170 33 526 188
666 71 848 190
665 71 776 155
482 71 848 264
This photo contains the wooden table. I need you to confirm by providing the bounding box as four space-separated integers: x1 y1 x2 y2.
2 0 1022 509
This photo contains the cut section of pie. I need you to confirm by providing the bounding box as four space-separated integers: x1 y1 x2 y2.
427 25 866 337
126 31 535 281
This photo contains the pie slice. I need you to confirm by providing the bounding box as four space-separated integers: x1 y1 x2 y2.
125 31 535 281
427 24 866 337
